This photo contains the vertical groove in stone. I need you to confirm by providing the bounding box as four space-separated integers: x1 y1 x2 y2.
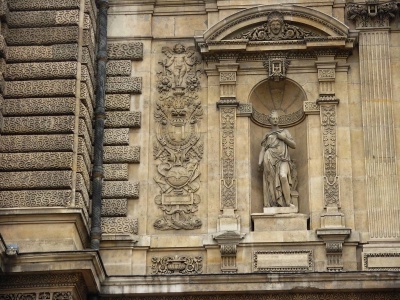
359 31 400 239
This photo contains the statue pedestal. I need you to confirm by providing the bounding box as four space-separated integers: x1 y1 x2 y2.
251 212 308 232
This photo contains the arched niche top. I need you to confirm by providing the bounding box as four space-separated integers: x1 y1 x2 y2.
195 5 355 53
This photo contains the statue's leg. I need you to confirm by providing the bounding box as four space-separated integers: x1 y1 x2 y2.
279 162 291 207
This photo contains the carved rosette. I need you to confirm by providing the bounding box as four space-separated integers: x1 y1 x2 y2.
153 44 203 230
151 255 203 275
220 107 237 209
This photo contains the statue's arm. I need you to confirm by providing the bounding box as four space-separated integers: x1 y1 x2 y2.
277 131 296 149
258 146 266 169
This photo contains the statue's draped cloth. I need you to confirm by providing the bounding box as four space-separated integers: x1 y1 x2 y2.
261 129 294 207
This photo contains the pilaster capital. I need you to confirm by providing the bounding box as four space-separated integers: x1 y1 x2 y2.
346 1 398 29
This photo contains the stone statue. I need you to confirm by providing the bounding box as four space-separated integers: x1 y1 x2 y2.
258 110 297 208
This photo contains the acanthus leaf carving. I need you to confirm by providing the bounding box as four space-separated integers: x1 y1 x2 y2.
153 44 203 230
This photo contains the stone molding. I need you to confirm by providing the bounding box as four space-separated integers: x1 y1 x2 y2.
151 255 203 275
253 250 313 272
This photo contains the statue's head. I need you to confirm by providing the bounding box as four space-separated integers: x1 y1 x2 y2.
174 44 186 54
268 12 284 35
268 110 280 125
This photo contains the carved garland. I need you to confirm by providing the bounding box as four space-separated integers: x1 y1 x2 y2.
151 255 203 275
153 44 203 230
321 105 339 207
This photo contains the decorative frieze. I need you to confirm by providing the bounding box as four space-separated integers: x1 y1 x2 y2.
303 101 320 114
3 98 75 116
101 199 127 217
347 1 398 28
8 0 80 11
106 60 132 77
101 217 138 235
104 164 129 181
102 181 139 199
153 43 203 231
105 94 130 111
5 62 78 81
103 146 140 163
0 135 74 152
363 252 400 271
0 152 74 171
104 128 129 146
0 190 72 208
105 77 142 94
7 27 79 46
107 42 143 60
3 116 75 134
4 80 76 98
151 256 203 275
7 44 79 63
105 111 141 128
0 171 72 190
8 10 83 28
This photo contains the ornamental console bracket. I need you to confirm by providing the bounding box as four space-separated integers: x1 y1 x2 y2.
213 231 245 273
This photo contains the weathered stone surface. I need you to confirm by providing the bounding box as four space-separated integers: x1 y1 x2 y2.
106 60 132 77
106 111 141 128
3 98 75 116
5 62 77 81
4 80 76 98
101 217 138 235
3 116 75 134
77 155 91 189
7 44 79 63
8 10 82 28
101 199 128 217
79 118 93 143
76 173 90 206
0 35 6 58
103 146 140 163
106 77 142 94
0 152 74 171
104 128 130 146
0 171 72 190
104 164 129 181
107 42 143 60
102 181 139 199
7 27 79 46
105 94 130 111
9 0 80 11
0 190 72 208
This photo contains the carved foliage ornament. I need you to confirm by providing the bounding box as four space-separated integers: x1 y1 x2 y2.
153 44 203 230
151 255 203 275
347 1 398 28
235 11 319 41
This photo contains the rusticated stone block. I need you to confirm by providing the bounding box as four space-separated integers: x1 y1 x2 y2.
76 173 90 207
0 190 72 208
0 152 74 171
108 42 143 60
77 155 91 188
0 135 74 152
80 103 92 132
8 10 83 28
7 44 79 63
0 0 8 20
102 181 139 199
105 94 130 111
101 217 138 235
0 35 6 58
103 146 140 163
78 139 92 172
81 82 94 107
79 118 93 143
9 0 80 11
0 171 72 190
3 98 75 116
104 164 128 181
106 111 141 128
104 128 129 146
101 199 127 217
6 62 78 81
7 27 79 46
4 80 76 98
106 77 142 94
106 60 132 77
3 116 75 134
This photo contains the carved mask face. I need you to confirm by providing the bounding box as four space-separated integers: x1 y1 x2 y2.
270 20 283 35
174 44 185 54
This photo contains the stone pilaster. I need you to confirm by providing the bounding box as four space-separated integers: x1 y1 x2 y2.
315 57 350 272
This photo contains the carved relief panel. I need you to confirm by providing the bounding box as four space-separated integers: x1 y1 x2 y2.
153 44 203 230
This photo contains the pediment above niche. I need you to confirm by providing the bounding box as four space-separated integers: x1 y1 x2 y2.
195 5 355 54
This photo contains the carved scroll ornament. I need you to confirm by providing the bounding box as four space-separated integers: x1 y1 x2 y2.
235 11 318 41
153 44 203 230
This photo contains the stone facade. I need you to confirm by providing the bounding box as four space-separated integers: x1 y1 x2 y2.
1 0 400 299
